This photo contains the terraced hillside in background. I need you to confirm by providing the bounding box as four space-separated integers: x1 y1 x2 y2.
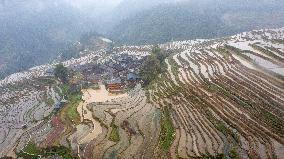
0 28 283 159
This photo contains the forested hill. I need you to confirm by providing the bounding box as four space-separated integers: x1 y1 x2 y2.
109 0 284 45
0 4 78 79
0 1 103 79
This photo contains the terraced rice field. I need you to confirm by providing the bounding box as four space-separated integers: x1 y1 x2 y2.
0 77 61 157
0 28 283 158
147 28 284 158
72 84 161 159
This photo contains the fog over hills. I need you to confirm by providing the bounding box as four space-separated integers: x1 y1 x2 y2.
0 0 283 78
109 0 284 44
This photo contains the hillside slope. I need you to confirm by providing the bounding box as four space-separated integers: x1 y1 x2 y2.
148 28 284 158
0 28 283 158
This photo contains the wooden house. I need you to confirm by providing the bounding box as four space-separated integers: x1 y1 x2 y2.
106 78 123 93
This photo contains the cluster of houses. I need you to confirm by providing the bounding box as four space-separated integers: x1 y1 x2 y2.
73 51 144 93
46 57 142 94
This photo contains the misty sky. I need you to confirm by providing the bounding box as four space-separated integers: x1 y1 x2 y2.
62 0 123 12
0 0 184 12
0 0 123 14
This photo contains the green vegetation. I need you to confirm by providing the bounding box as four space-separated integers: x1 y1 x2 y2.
205 109 239 142
59 84 70 97
58 82 82 125
154 75 182 99
17 142 78 159
54 64 69 84
262 111 283 133
270 39 284 45
159 104 175 151
61 44 81 60
250 44 284 61
139 55 161 85
0 3 96 79
207 82 253 109
109 120 120 142
46 98 55 106
21 142 40 156
217 47 231 60
152 46 168 66
265 46 284 56
229 147 240 159
36 77 57 85
66 92 82 124
139 46 168 86
223 45 253 62
168 57 179 76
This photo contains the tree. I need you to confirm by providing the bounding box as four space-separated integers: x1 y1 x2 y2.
152 45 166 64
139 46 169 86
54 64 68 84
152 45 168 72
139 55 161 85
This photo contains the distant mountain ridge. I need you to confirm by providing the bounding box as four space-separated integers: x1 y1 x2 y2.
109 0 284 45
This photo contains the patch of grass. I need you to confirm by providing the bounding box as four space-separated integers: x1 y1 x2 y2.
59 84 70 97
46 98 55 106
22 142 40 156
17 144 78 159
229 147 240 159
66 92 82 124
109 120 120 142
216 121 228 135
159 104 175 151
41 146 76 159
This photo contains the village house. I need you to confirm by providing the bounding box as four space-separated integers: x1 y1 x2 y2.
106 78 123 94
86 74 101 89
45 68 55 76
127 72 140 82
